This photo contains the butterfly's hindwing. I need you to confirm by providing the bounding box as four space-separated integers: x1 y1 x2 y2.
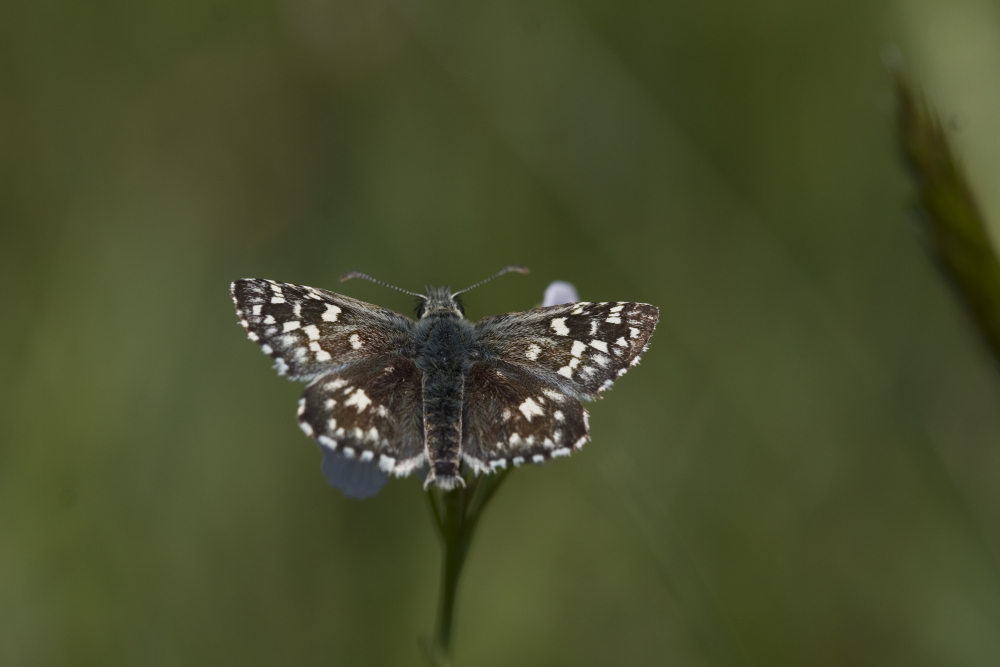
461 359 589 472
474 301 658 398
299 355 426 476
231 279 414 380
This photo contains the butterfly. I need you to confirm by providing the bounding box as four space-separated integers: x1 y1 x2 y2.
231 265 658 491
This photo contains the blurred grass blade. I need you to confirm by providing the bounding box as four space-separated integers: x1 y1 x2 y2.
897 75 1000 362
604 452 748 667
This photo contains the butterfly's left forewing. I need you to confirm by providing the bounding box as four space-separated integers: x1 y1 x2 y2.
231 279 414 380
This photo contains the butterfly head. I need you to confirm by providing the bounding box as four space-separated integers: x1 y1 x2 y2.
339 264 528 322
417 287 465 319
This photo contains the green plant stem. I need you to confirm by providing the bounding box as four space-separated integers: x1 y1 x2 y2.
424 469 511 663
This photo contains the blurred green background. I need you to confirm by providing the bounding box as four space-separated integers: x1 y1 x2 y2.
4 0 1000 664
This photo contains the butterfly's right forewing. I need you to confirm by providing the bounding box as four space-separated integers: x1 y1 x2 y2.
474 301 658 399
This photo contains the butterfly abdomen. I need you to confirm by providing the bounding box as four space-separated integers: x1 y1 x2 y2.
414 316 474 489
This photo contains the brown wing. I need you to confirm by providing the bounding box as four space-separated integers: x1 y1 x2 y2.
231 279 414 381
298 354 426 476
461 359 589 473
473 301 658 399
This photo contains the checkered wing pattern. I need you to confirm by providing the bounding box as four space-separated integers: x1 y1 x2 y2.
231 279 414 381
298 355 426 476
461 301 658 471
474 301 658 399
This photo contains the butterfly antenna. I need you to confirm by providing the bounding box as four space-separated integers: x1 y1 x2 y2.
453 264 530 296
339 271 426 299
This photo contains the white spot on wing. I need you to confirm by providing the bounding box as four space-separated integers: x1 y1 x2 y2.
344 389 372 412
264 315 276 325
589 340 609 353
605 316 622 324
379 455 396 472
629 327 640 339
299 421 314 436
526 344 541 360
252 305 262 315
261 344 273 355
552 448 571 458
558 366 574 378
571 340 587 357
360 450 374 462
303 325 320 340
271 297 285 304
616 337 628 347
518 397 545 421
318 435 336 449
283 321 301 332
542 389 564 402
532 454 545 464
322 304 342 322
610 304 624 313
512 456 524 467
349 333 363 349
550 318 570 336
